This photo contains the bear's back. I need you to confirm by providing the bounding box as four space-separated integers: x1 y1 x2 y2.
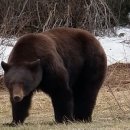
8 27 106 71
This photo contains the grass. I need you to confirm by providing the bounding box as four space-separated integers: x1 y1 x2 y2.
0 63 130 129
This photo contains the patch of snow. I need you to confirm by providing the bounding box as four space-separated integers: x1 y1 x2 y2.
97 27 130 65
0 27 130 74
0 38 16 74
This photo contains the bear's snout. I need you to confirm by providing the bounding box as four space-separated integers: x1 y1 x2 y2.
12 85 24 103
13 95 22 102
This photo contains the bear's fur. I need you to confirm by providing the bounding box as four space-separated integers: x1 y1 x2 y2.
1 27 107 125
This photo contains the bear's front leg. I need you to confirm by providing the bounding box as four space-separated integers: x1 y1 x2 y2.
44 57 74 123
10 93 33 125
51 87 74 123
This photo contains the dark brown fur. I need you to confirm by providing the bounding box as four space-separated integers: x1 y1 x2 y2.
1 27 107 125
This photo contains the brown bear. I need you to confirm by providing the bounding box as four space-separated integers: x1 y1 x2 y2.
1 27 107 125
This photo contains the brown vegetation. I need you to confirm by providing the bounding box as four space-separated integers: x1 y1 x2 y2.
0 0 118 37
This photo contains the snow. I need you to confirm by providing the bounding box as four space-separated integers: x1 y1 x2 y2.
0 27 130 74
97 27 130 65
0 38 17 74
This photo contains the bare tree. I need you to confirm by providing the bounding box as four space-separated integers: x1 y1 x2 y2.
0 0 117 37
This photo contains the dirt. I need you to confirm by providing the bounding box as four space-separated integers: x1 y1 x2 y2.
0 75 5 90
104 63 130 91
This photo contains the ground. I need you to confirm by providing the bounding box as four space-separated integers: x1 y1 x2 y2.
0 63 130 130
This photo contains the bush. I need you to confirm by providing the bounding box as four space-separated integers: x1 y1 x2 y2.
0 0 117 36
106 0 130 25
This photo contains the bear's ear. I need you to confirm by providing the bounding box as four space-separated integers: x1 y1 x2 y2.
28 59 41 71
1 61 11 72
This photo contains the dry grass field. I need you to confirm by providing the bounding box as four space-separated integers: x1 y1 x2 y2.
0 63 130 130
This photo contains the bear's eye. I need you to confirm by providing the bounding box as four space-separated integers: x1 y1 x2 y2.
9 81 15 86
8 81 23 87
4 81 13 89
18 82 24 86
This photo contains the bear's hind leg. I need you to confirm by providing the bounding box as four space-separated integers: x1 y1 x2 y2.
73 87 98 122
73 58 105 122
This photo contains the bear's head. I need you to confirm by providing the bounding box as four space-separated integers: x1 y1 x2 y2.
1 59 42 103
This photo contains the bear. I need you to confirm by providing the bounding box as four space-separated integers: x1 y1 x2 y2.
1 27 107 125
